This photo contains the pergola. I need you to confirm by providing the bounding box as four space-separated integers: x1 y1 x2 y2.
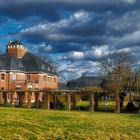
0 88 122 113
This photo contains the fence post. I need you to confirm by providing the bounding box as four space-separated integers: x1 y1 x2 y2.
53 92 57 110
116 93 120 113
72 93 76 108
67 93 71 111
46 91 50 110
28 91 32 108
11 91 15 107
0 91 2 105
90 93 94 112
35 92 39 109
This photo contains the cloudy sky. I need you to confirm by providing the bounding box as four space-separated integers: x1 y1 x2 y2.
0 0 140 82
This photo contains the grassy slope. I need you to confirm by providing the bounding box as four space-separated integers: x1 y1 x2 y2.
0 108 139 140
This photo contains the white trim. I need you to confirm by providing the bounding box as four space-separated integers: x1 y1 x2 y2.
16 73 25 75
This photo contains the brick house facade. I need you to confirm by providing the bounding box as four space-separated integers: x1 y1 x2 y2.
0 41 58 104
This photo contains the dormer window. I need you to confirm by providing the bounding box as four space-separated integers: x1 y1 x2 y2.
0 62 3 67
47 66 51 71
41 64 46 70
18 62 23 68
52 68 55 73
48 66 53 72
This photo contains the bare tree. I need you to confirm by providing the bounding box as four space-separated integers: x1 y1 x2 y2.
39 54 54 65
100 51 139 101
81 72 88 77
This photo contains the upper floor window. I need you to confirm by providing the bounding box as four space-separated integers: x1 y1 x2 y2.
54 78 57 83
48 76 52 82
27 74 31 82
43 75 47 81
12 74 16 81
0 74 5 80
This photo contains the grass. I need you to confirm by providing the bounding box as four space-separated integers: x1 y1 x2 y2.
0 107 139 140
77 101 90 107
76 101 128 112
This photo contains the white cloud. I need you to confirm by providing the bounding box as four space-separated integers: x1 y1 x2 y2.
91 45 109 58
20 10 92 41
123 0 136 4
72 10 91 22
113 30 140 47
44 44 52 52
60 51 84 60
69 51 84 59
59 45 110 61
82 45 110 59
58 60 100 82
117 47 131 52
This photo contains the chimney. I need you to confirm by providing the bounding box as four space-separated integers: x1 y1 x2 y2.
7 40 27 58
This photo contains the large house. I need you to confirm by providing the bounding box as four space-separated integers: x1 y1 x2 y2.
0 41 58 104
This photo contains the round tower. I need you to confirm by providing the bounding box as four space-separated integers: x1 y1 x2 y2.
6 40 27 58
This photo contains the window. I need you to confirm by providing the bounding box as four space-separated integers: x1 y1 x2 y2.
41 64 46 70
12 74 16 81
34 80 39 83
27 74 31 82
0 74 5 80
0 62 3 70
52 68 55 73
48 77 52 82
43 75 47 81
54 78 57 83
18 62 23 68
47 66 51 71
0 63 3 67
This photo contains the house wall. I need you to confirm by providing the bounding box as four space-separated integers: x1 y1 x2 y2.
0 72 58 90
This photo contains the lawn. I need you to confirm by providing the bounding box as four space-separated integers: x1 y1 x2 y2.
0 107 139 140
76 101 128 112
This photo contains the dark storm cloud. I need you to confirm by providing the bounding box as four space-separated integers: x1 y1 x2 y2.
12 0 139 51
0 17 8 25
1 0 140 80
0 0 61 21
0 0 139 21
37 42 89 54
60 17 107 37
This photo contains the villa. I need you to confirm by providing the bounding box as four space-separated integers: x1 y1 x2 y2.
0 40 58 105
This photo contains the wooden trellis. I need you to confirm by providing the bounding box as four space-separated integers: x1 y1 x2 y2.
0 89 123 113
